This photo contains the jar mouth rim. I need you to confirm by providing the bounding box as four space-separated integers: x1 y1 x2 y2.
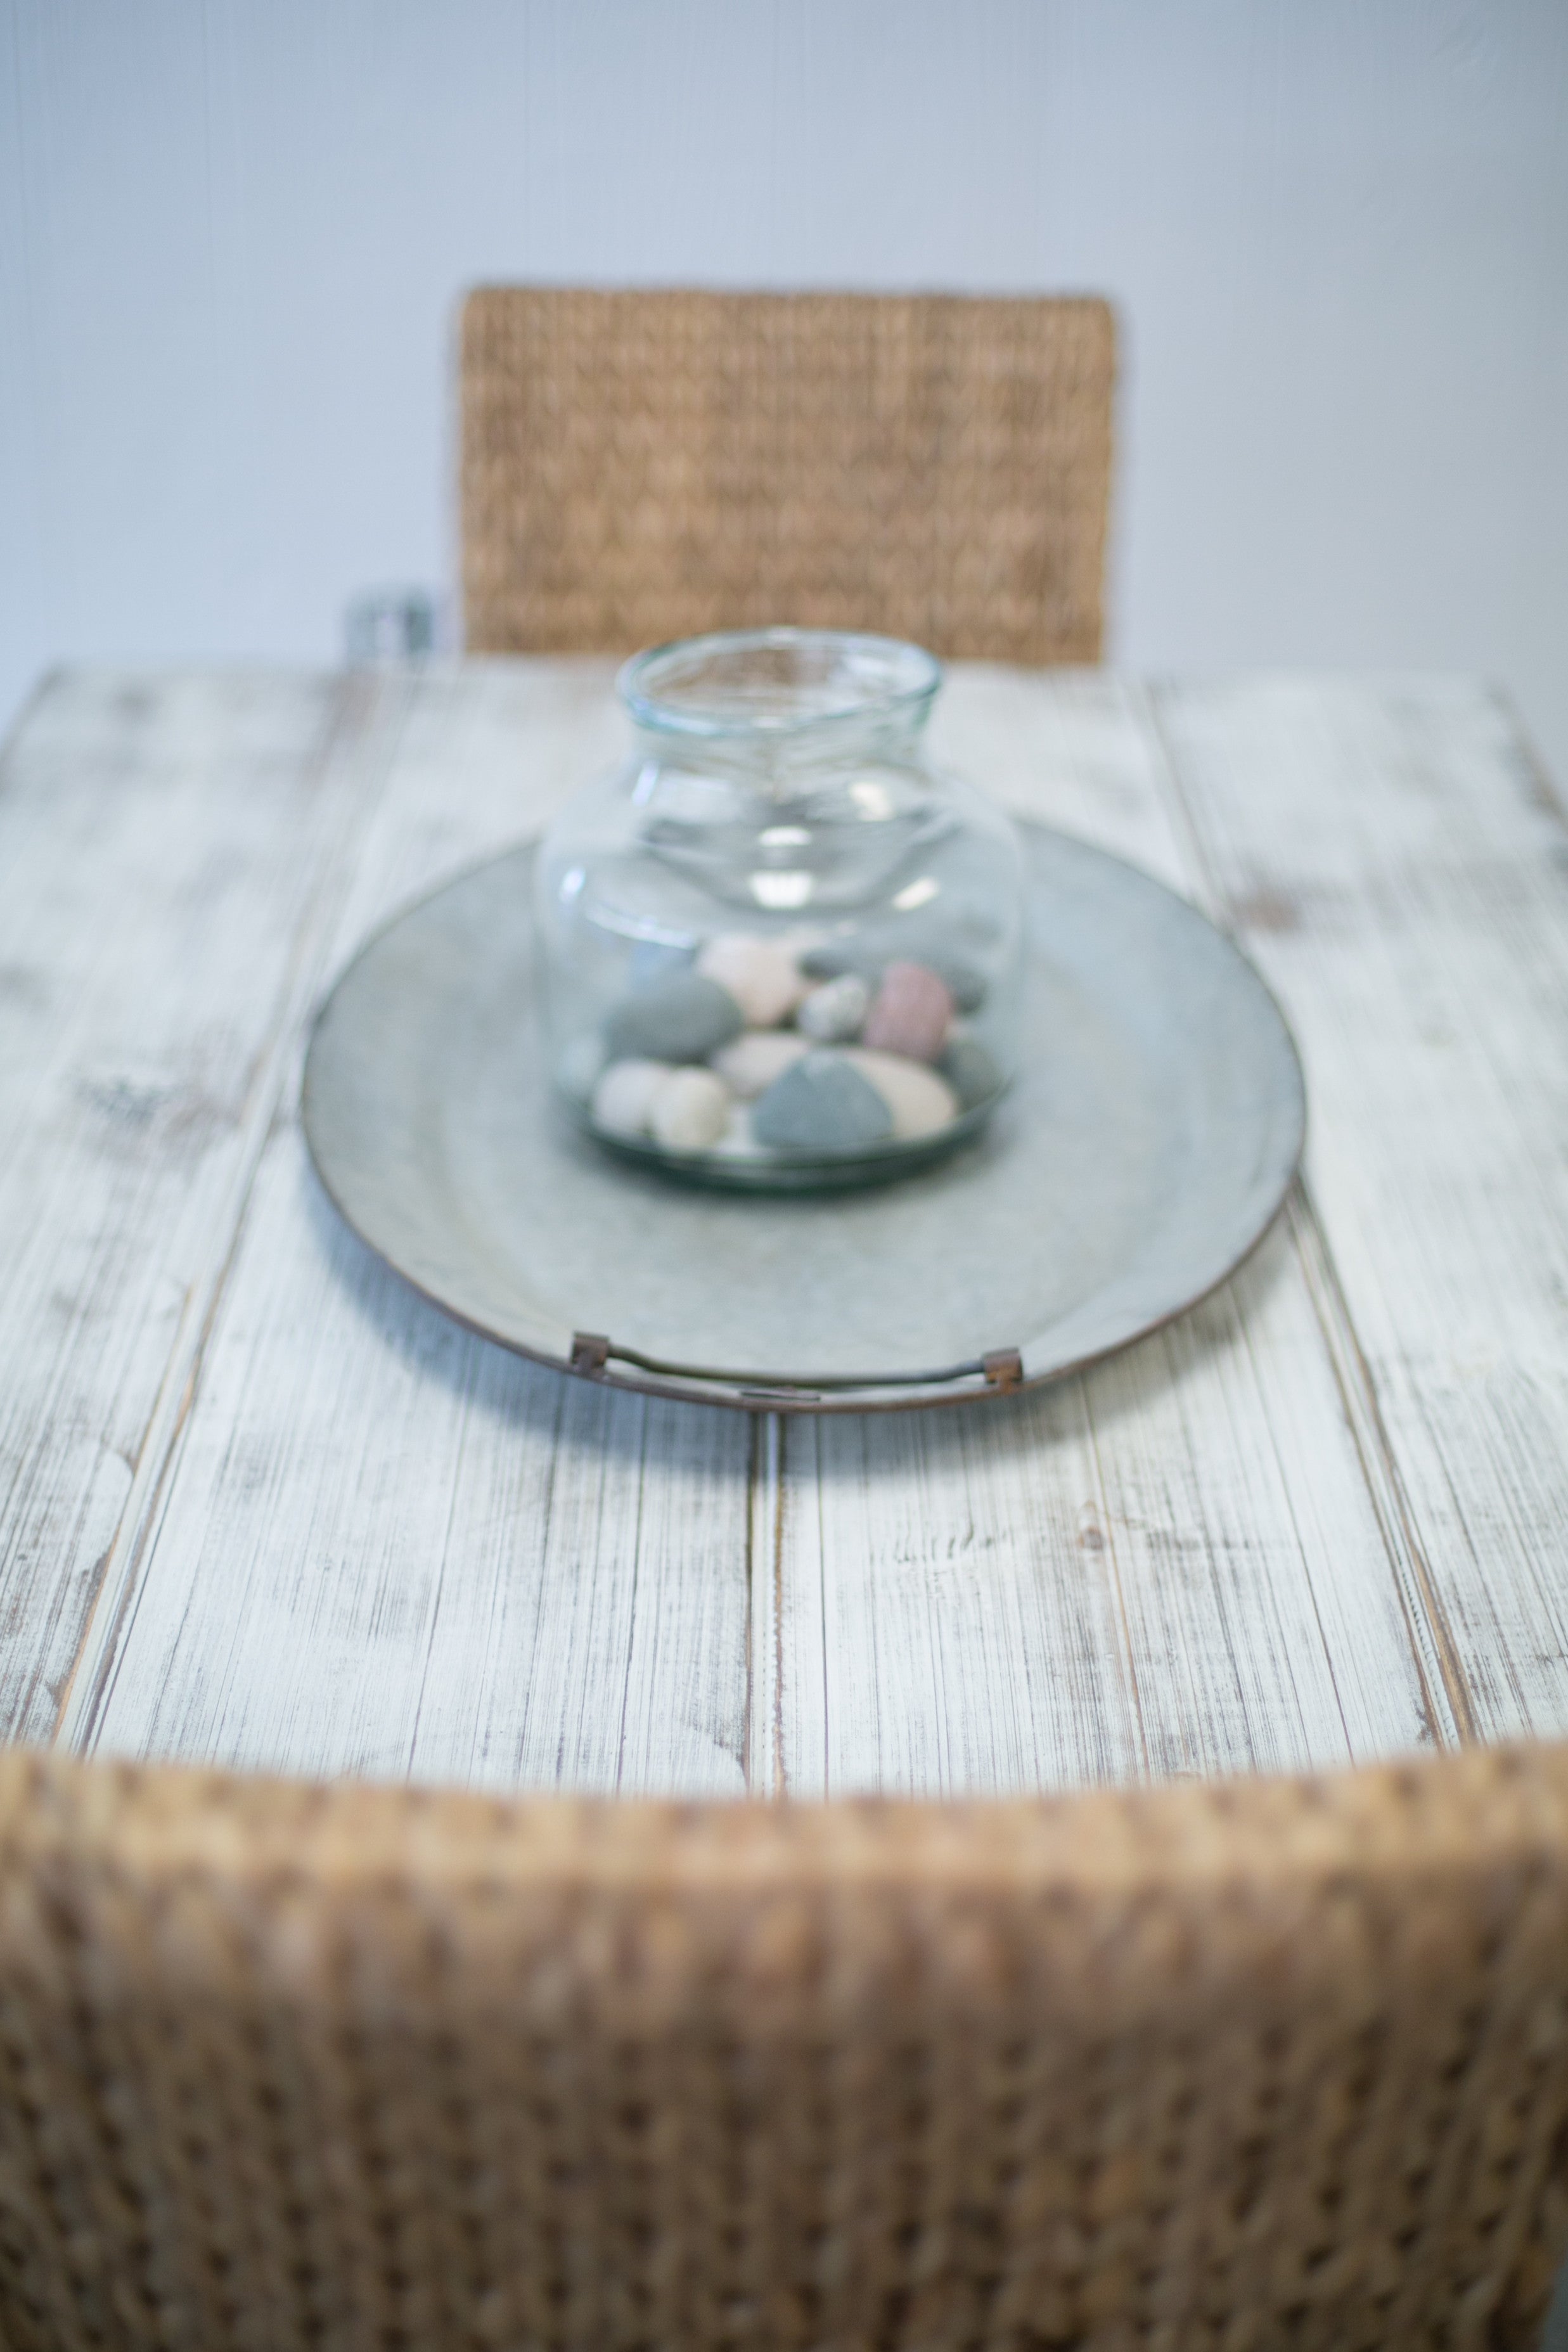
617 627 942 740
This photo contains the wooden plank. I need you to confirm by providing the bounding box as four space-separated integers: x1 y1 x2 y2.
1070 1209 1453 1778
745 1413 783 1795
76 1133 751 1794
66 661 754 1794
1151 675 1568 1746
769 668 1454 1795
0 668 376 1745
776 1382 1145 1799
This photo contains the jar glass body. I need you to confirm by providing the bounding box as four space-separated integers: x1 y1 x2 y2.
534 629 1025 1190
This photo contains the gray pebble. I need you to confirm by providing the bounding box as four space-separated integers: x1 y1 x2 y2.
797 972 870 1043
627 939 695 989
925 957 988 1016
940 1036 1005 1110
605 972 743 1063
799 941 874 984
752 1051 895 1153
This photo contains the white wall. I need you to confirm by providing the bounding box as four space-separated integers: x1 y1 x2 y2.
3 1 1566 781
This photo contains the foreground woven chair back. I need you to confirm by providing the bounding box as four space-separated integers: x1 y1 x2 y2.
2 1743 1567 2352
461 286 1115 664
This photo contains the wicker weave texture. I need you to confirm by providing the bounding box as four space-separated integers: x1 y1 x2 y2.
3 1749 1568 2352
461 287 1115 664
1 1744 1566 2352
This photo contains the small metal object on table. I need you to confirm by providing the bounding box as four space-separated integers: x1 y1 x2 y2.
1 660 1565 1796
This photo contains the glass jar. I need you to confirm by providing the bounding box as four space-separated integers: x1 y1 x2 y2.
534 627 1025 1190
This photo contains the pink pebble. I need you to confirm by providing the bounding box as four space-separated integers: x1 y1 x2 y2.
860 960 953 1062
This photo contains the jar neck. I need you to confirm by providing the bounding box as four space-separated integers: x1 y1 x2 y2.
633 702 934 792
619 629 943 795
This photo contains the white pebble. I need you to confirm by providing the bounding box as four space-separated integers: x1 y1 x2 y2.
649 1065 731 1152
710 1030 809 1098
797 972 870 1043
591 1058 670 1138
697 932 809 1029
845 1048 958 1140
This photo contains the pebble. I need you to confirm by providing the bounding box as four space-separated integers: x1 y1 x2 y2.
697 933 810 1029
845 1048 958 1140
627 939 694 990
796 972 870 1043
752 1052 894 1153
648 1065 731 1153
710 1029 809 1098
605 972 743 1063
941 1035 1004 1112
801 934 988 1013
799 940 873 985
926 956 987 1016
590 1058 670 1138
861 961 954 1062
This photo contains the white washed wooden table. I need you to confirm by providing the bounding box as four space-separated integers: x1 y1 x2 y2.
3 659 1565 1799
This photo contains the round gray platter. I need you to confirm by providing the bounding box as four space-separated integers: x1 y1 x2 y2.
302 826 1306 1412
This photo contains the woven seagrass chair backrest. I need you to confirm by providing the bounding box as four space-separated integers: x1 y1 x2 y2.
459 286 1115 664
1 1742 1567 2352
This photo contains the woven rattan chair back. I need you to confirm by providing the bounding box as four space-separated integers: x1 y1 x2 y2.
460 286 1115 664
2 1742 1567 2352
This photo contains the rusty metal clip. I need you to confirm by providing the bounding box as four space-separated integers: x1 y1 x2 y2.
570 1332 612 1375
982 1347 1024 1393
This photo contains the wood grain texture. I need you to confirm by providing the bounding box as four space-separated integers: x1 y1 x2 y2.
764 671 1455 1794
0 669 375 1744
60 660 754 1796
75 1137 750 1792
1151 675 1568 1748
3 660 1560 1797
